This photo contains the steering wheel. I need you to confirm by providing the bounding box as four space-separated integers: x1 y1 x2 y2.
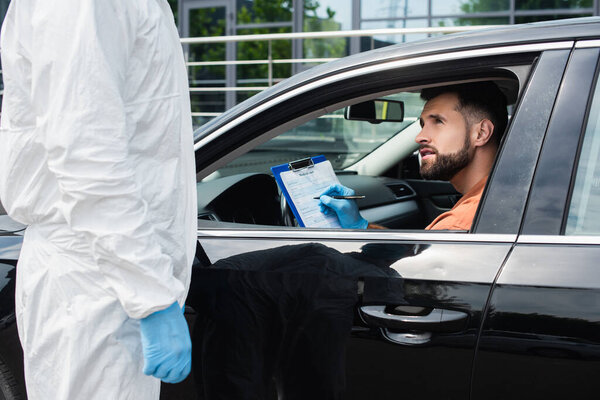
279 192 298 227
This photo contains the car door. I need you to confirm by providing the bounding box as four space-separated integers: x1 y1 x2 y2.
472 42 600 400
190 44 571 399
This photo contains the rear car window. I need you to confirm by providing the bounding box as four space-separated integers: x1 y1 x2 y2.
565 74 600 235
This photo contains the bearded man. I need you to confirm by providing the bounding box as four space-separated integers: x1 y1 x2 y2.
319 81 508 231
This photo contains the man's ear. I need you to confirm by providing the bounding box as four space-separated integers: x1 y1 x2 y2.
473 119 494 147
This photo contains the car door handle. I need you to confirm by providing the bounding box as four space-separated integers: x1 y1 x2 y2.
360 305 468 333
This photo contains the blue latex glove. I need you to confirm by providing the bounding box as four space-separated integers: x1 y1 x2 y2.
318 184 368 229
140 301 192 384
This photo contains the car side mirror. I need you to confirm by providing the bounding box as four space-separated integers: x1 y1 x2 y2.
344 99 404 124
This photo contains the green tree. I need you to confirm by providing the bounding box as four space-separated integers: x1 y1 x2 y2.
303 1 347 59
166 0 352 111
236 0 293 89
185 7 229 113
453 0 510 25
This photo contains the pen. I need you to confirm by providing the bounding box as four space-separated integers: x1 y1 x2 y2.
313 195 366 200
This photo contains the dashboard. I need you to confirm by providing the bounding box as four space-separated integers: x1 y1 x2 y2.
196 173 429 229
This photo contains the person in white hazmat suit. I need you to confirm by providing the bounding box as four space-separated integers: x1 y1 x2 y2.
0 0 197 398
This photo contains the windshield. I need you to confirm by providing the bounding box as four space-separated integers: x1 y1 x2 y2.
207 92 425 179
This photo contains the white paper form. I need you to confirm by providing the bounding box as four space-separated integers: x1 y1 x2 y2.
279 160 342 228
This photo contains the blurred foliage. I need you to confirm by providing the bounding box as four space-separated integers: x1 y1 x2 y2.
166 0 595 114
238 0 293 23
164 0 358 111
236 0 293 83
182 0 347 85
460 0 510 13
303 0 347 59
167 0 178 23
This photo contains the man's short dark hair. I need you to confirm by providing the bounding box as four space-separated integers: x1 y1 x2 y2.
420 81 508 144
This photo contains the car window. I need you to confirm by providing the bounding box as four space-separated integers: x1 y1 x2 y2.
208 92 425 179
196 76 519 231
565 74 600 235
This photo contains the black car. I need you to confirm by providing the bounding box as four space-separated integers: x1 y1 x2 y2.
1 17 600 400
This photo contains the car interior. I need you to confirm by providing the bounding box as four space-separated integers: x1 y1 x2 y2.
0 68 525 235
195 70 525 232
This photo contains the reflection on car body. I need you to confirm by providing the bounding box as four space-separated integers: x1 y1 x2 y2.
188 242 405 398
1 17 600 400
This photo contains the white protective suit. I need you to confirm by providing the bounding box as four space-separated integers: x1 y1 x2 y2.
0 0 197 398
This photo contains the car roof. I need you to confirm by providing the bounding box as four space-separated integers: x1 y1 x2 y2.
195 17 600 141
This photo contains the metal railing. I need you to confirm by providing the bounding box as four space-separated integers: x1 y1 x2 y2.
182 25 502 120
0 25 502 117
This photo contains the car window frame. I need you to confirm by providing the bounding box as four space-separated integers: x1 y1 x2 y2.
562 46 600 236
194 47 551 179
518 44 600 236
193 45 570 236
474 48 573 234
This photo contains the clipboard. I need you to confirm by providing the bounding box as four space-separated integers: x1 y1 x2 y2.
271 155 342 228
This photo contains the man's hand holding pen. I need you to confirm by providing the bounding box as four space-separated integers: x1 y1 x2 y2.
313 195 365 200
317 184 368 229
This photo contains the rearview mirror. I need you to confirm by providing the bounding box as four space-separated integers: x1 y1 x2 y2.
344 99 404 124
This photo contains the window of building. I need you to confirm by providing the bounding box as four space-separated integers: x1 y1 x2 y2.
187 6 229 123
360 19 429 49
303 0 352 61
515 13 593 23
432 0 510 14
169 0 599 126
432 17 510 27
515 0 593 10
236 26 293 104
237 0 293 23
361 0 428 19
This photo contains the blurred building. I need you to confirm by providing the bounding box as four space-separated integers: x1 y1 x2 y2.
0 1 597 121
172 0 598 122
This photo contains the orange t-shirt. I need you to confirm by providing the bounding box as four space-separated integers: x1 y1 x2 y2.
425 176 488 231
